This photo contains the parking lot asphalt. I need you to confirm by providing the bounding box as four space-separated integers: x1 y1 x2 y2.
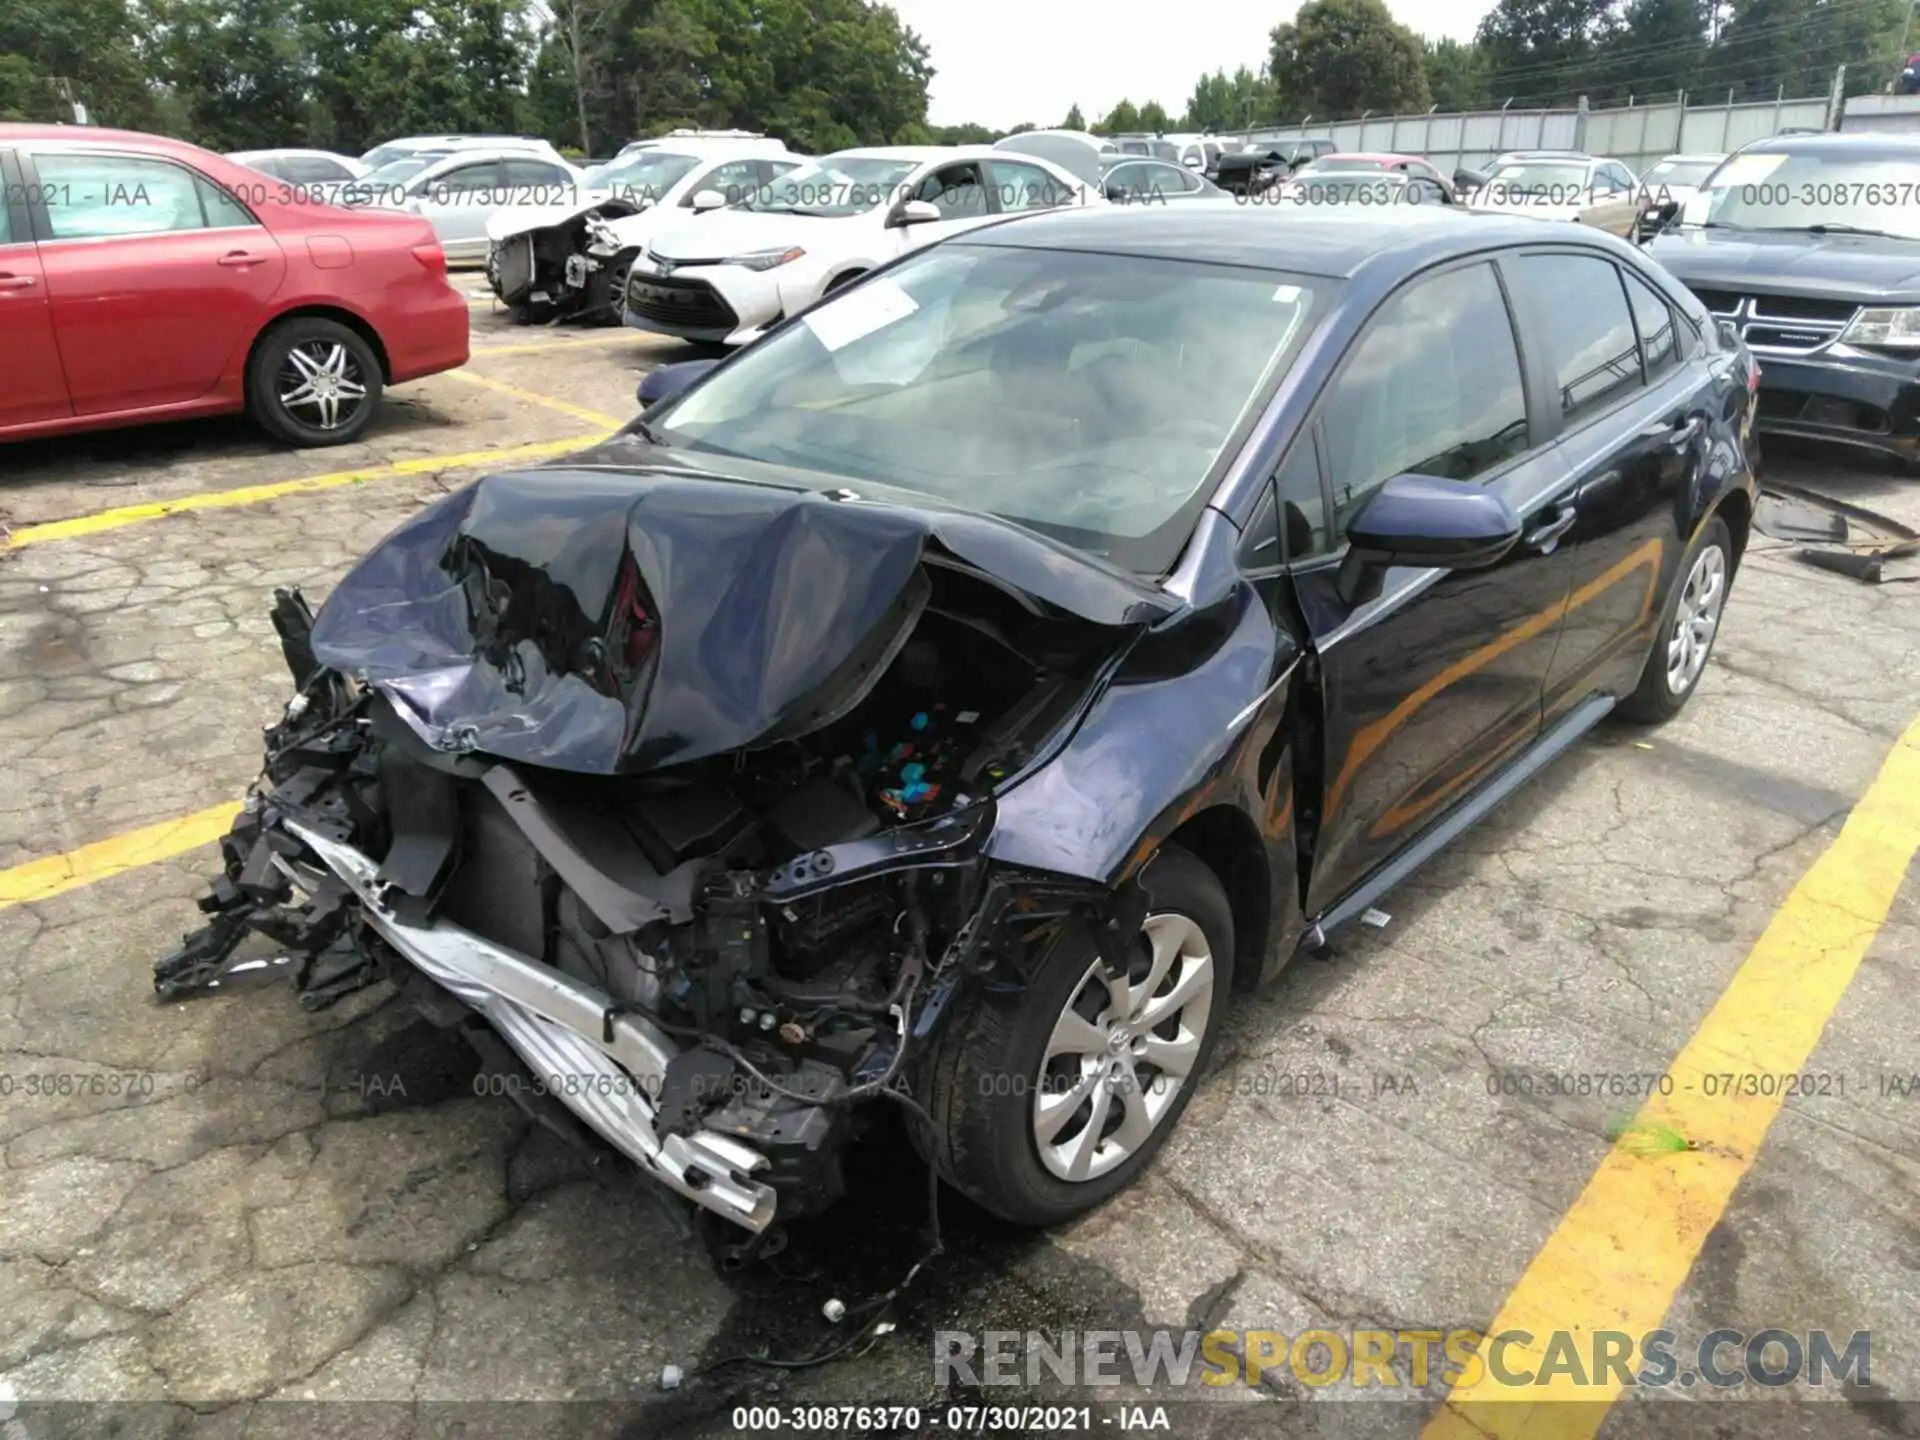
1 298 1916 1439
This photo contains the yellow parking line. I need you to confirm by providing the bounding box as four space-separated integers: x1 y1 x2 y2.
469 334 649 359
0 803 241 912
1424 714 1920 1439
444 369 626 429
4 434 606 549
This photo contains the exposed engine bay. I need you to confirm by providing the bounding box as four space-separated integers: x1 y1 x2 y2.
488 202 646 325
158 570 1128 1240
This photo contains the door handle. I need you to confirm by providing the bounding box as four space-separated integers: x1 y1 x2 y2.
1644 414 1702 449
1523 505 1578 554
0 274 38 292
217 251 264 267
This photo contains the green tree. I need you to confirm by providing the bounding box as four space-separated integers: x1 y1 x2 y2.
1062 101 1085 128
1270 0 1431 117
149 0 306 149
1474 0 1615 105
1710 0 1903 100
1095 97 1141 132
1421 36 1489 108
1136 99 1170 130
0 0 160 127
1183 65 1276 130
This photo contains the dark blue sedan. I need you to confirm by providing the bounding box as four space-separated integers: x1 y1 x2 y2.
161 205 1760 1245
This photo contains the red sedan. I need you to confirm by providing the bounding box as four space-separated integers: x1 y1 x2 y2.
0 124 470 447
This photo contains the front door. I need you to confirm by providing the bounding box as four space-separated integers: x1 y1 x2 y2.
1282 258 1583 916
28 149 287 414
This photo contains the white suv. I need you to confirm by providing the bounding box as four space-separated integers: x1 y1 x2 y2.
623 145 1100 347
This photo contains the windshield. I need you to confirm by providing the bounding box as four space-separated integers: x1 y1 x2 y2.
1679 149 1920 238
360 144 419 170
1482 162 1591 197
363 156 440 186
593 150 702 204
651 245 1322 572
737 157 919 216
1646 158 1719 188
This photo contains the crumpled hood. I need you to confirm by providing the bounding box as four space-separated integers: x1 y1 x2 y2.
308 453 1173 775
486 193 650 243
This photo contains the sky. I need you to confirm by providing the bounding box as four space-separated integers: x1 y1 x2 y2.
889 0 1496 130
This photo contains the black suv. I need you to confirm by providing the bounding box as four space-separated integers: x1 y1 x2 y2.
1646 132 1920 466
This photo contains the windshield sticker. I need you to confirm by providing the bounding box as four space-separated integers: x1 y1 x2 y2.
804 278 919 352
1272 284 1302 303
1710 153 1787 189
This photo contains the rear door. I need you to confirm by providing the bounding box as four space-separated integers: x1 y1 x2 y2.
1284 257 1583 916
0 148 72 428
26 148 287 415
1506 253 1719 717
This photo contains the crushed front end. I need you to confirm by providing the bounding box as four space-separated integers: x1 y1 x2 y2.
487 203 646 325
160 582 1128 1237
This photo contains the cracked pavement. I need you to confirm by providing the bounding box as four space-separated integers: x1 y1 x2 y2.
1 305 1917 1438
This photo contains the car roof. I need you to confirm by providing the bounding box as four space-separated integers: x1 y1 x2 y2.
1743 130 1920 155
0 123 208 153
1650 153 1727 164
1499 150 1595 160
1318 152 1428 164
959 205 1613 279
824 145 962 163
411 148 574 177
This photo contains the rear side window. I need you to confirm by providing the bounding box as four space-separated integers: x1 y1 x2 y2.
1319 261 1530 535
35 154 212 239
1506 253 1642 425
1622 269 1679 381
283 155 354 183
197 175 256 227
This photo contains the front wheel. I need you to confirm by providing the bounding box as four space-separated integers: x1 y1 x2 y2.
920 845 1234 1226
1619 514 1733 723
246 317 383 447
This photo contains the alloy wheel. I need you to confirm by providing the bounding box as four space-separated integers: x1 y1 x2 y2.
1666 543 1727 696
1032 912 1215 1183
277 341 369 432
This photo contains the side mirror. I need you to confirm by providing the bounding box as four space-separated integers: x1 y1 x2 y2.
1645 199 1680 238
1336 473 1523 605
689 189 727 213
888 199 942 228
1455 167 1488 191
635 357 720 409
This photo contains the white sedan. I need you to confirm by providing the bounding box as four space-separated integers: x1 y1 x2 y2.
622 146 1101 347
1464 153 1641 237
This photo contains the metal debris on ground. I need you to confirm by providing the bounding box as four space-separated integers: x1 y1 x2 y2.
1754 483 1920 585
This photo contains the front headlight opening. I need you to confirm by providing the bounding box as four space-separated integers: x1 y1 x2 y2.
1842 307 1920 349
729 246 805 272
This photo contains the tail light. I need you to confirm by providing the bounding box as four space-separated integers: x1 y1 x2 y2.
411 241 447 274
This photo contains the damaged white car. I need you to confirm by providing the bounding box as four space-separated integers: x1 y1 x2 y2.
484 139 805 325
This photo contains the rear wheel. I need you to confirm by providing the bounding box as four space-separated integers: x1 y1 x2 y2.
920 845 1234 1226
1619 514 1733 723
246 317 382 447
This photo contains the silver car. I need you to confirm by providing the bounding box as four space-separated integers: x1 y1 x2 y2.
347 149 587 262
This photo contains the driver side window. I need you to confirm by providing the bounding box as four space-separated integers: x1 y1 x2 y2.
916 163 989 219
1317 262 1530 539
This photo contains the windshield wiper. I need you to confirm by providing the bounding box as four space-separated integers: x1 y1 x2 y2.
1782 222 1909 240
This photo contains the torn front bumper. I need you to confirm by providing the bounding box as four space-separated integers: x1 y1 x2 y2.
287 817 777 1232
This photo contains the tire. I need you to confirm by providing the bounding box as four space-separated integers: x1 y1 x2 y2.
920 844 1235 1226
1618 514 1734 723
246 317 383 447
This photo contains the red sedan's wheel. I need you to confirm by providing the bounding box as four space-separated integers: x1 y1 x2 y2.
246 317 383 447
